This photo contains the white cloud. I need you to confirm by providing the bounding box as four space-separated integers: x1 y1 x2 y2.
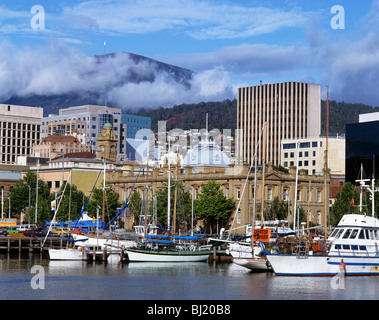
0 41 235 109
62 0 310 39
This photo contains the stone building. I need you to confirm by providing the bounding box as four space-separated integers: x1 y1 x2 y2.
108 162 328 234
31 135 91 159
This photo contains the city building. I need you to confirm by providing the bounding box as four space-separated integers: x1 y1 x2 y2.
41 105 123 155
109 163 328 234
346 113 379 183
237 81 321 166
96 123 118 162
121 114 151 162
31 135 91 159
121 114 151 139
0 104 43 164
280 136 345 175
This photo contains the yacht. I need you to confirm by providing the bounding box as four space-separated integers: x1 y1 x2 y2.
266 213 379 276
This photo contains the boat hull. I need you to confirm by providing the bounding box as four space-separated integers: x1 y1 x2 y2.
48 248 87 261
233 258 271 271
125 248 211 262
266 254 379 276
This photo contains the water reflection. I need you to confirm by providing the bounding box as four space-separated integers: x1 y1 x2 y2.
0 254 379 300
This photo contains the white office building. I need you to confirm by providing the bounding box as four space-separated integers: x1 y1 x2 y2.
41 105 124 155
0 104 43 164
280 136 345 175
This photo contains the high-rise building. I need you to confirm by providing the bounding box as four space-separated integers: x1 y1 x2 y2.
237 82 321 166
0 104 43 164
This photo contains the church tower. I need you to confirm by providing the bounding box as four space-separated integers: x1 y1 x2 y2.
96 123 117 162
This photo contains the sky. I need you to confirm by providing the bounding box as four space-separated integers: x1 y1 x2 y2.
0 0 379 109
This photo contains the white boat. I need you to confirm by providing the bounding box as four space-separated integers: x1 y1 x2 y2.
48 247 87 261
124 245 212 262
266 213 379 276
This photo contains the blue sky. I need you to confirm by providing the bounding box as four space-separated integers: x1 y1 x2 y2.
0 0 379 109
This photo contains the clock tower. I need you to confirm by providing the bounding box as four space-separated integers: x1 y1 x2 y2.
96 123 117 162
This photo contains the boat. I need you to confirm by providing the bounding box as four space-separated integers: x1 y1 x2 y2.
124 242 212 263
265 213 379 276
48 247 87 261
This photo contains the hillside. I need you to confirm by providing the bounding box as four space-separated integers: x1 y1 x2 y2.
137 99 379 136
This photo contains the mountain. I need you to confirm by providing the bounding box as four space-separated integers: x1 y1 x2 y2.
3 52 194 116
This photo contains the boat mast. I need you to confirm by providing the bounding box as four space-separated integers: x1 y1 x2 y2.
102 157 106 226
260 123 267 227
324 85 329 237
173 150 179 236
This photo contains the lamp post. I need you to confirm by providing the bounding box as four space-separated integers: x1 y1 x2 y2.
183 187 194 236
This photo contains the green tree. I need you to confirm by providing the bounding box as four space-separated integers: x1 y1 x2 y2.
330 182 360 225
86 186 121 223
155 179 193 232
194 180 235 234
8 170 53 224
265 197 289 221
128 190 142 224
53 183 87 222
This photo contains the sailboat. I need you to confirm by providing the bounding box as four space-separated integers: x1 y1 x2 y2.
124 151 212 262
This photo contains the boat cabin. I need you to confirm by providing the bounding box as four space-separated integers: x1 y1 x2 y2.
328 214 379 256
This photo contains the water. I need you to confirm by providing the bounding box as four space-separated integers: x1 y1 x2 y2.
1 254 379 300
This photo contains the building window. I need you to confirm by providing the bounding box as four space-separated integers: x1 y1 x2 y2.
236 188 241 200
237 209 241 224
317 191 321 202
267 188 272 201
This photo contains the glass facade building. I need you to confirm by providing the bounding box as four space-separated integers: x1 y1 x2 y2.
345 121 379 183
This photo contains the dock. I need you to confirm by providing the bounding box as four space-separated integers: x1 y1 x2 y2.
0 236 68 254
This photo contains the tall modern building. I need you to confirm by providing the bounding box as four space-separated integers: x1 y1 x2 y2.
237 82 321 166
0 104 43 164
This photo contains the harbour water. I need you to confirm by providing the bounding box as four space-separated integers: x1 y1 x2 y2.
1 254 379 301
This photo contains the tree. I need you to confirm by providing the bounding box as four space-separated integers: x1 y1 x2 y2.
330 182 360 225
8 170 53 224
265 197 289 221
86 186 121 223
128 190 142 224
155 179 193 233
194 180 235 234
53 183 87 222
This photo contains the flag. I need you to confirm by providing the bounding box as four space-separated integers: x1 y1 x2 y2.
350 198 355 207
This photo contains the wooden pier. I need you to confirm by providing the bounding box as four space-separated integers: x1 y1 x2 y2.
0 236 68 254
